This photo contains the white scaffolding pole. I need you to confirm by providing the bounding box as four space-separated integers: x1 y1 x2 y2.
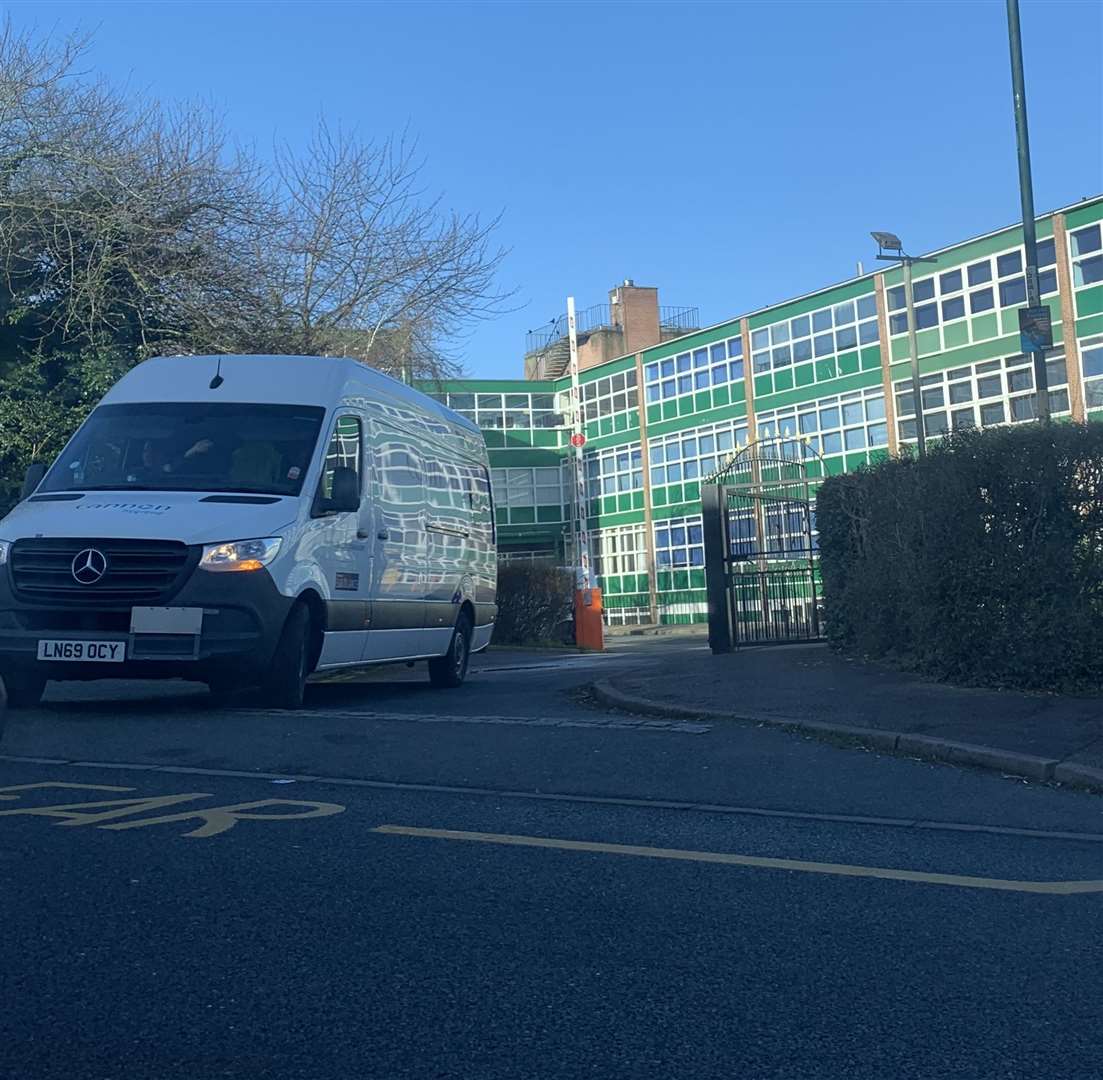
567 296 591 589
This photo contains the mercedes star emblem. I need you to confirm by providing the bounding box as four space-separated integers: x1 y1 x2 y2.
71 548 108 585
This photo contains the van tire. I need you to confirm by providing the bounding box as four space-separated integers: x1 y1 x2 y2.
262 604 312 709
4 672 46 708
429 610 472 688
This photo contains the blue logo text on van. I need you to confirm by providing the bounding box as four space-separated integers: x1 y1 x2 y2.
75 502 173 515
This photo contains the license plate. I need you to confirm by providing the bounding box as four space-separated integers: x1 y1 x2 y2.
36 639 126 662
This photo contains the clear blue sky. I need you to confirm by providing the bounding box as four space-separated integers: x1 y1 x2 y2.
13 0 1103 377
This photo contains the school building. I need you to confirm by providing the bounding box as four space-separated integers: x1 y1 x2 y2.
421 194 1103 625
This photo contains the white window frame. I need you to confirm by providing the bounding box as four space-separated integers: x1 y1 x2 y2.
886 237 1060 349
750 294 879 386
581 368 639 422
644 335 745 405
654 514 705 571
584 442 643 508
490 467 566 511
1079 335 1103 412
592 524 649 579
648 417 750 488
1069 223 1103 291
757 386 887 457
894 351 1071 442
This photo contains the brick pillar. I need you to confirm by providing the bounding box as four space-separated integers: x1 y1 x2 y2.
634 351 660 626
1052 213 1086 422
874 274 900 455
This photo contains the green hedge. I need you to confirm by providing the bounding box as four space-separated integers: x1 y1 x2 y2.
816 423 1103 691
493 561 573 645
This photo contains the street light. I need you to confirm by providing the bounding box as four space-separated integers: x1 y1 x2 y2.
872 231 938 458
1006 0 1050 420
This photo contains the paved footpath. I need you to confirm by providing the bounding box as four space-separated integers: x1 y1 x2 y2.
1 640 1102 1080
599 640 1103 792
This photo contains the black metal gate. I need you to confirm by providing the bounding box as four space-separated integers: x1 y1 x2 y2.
702 436 823 652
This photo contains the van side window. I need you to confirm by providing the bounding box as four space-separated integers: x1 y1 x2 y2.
320 415 362 499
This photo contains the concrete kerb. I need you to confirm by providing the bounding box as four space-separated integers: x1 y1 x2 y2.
590 679 1102 794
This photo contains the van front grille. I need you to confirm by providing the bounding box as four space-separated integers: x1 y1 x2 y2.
10 538 193 606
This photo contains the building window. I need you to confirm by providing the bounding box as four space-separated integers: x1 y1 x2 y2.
895 352 1070 442
648 418 750 488
887 239 1058 353
584 443 643 508
751 295 878 384
437 391 562 430
654 515 705 569
1081 335 1103 410
581 368 639 422
644 334 744 403
490 467 565 512
593 524 648 579
757 387 887 458
1070 224 1103 288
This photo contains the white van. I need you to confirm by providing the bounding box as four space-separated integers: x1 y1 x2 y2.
0 355 497 708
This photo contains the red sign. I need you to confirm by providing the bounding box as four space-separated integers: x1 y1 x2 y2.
570 433 586 448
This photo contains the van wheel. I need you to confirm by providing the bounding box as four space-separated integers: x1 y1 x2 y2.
429 611 472 688
262 604 312 709
4 672 46 708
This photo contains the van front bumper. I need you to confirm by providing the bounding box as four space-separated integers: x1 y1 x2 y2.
0 567 295 684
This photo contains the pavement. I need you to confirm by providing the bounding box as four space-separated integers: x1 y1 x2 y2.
1 638 1102 1080
597 640 1103 793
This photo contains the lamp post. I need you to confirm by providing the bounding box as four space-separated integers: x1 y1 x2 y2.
1006 0 1050 420
872 231 937 458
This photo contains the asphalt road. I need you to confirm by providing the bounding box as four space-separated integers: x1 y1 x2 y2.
2 637 1102 1080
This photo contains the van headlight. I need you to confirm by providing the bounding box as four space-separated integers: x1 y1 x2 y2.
0 540 9 566
199 537 282 573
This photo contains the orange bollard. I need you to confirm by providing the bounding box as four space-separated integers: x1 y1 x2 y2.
574 587 605 652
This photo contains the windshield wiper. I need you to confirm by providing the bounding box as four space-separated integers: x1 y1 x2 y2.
58 485 163 492
58 484 291 496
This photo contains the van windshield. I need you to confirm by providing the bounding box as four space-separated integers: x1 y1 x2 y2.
40 402 327 497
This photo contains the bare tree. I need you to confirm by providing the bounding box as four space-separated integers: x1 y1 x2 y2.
0 19 274 357
0 20 510 379
263 122 511 378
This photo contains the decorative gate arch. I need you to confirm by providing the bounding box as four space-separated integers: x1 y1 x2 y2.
702 436 823 653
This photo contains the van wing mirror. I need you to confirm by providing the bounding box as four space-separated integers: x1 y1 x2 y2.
330 467 361 513
21 463 46 500
313 466 360 517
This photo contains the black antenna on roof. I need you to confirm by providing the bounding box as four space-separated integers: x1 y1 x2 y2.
209 356 224 390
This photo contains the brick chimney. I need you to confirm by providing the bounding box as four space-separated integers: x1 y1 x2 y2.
609 280 661 356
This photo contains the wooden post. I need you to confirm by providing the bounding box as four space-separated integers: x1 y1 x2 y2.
1052 214 1086 422
634 351 660 626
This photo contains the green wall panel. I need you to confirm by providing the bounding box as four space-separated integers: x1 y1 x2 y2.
971 313 999 340
1065 201 1103 229
754 369 882 412
748 277 876 329
1076 313 1103 337
1077 287 1103 319
487 449 563 466
837 351 860 376
943 321 969 349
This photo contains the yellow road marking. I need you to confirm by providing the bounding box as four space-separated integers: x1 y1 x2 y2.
0 782 133 801
102 798 346 838
373 825 1103 895
0 783 346 837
